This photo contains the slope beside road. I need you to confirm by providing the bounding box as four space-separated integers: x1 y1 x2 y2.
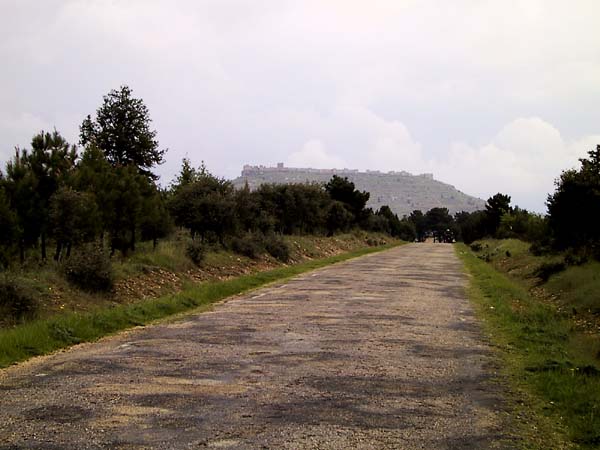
0 243 511 449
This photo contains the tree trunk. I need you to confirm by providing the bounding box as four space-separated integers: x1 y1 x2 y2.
19 239 25 265
130 227 136 252
41 232 47 261
54 241 63 261
66 242 72 258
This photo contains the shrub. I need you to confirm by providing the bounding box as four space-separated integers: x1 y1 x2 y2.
366 238 380 246
230 235 264 259
185 240 205 266
530 241 552 256
0 276 38 321
535 261 566 282
264 236 290 262
564 249 589 267
61 245 114 292
470 243 483 252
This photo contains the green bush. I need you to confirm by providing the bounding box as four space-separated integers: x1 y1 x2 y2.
61 245 114 292
365 237 386 247
230 234 264 259
470 242 483 252
563 249 588 267
265 236 290 262
0 276 38 321
185 240 205 266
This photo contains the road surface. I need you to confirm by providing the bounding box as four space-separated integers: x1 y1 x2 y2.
0 244 510 449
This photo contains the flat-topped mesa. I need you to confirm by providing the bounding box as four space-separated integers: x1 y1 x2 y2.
234 163 485 217
241 163 433 179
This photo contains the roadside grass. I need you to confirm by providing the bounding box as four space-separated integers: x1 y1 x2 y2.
456 243 600 449
0 242 400 369
112 238 195 279
468 238 600 316
546 262 600 315
111 231 393 278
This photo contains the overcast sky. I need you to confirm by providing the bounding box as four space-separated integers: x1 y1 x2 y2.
1 0 599 212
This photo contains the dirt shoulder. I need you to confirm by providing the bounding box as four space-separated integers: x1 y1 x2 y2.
0 243 512 449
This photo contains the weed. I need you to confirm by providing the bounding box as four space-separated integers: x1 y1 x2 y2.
230 234 264 259
470 242 483 252
61 244 114 293
546 261 600 315
185 240 205 266
264 236 290 262
0 276 38 322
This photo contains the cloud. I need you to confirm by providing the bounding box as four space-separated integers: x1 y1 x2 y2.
0 112 52 162
281 115 599 213
280 106 427 174
287 139 346 169
1 1 599 213
436 118 599 212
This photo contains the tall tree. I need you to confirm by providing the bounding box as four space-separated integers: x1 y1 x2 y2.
169 168 235 242
326 201 353 236
72 145 115 239
376 205 403 236
3 131 77 261
454 210 486 244
424 207 455 240
106 166 146 255
408 210 426 240
170 158 206 193
4 148 37 262
80 85 165 178
27 130 78 259
139 188 172 249
485 193 512 235
325 175 370 225
49 187 100 260
547 144 600 251
0 185 20 268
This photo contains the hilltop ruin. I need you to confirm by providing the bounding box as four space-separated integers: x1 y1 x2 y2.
232 164 485 217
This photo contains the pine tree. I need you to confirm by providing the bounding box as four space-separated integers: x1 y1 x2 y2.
80 86 165 178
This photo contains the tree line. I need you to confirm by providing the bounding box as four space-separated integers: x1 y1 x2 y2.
451 144 600 261
0 86 416 269
1 85 598 270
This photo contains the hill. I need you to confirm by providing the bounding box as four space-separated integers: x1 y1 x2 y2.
232 164 486 217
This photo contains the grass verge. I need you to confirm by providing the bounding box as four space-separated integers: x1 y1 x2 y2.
456 243 600 449
0 242 399 369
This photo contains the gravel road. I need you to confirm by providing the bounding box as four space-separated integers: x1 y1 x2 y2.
0 243 511 449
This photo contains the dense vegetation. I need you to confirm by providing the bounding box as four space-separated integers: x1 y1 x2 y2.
0 87 417 265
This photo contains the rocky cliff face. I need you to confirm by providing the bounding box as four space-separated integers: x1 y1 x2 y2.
232 164 485 217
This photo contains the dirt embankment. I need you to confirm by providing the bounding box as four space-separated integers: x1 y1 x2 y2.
113 234 393 304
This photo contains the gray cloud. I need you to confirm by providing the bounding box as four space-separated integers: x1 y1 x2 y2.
1 0 599 212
